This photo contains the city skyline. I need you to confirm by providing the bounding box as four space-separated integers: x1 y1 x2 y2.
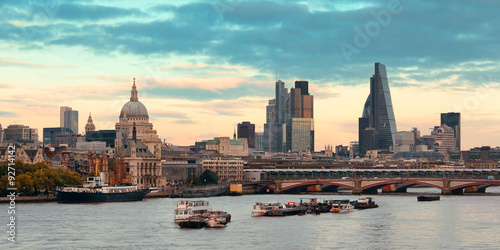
1 1 500 150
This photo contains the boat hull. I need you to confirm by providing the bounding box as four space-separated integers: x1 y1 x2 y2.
57 190 148 203
417 196 440 201
178 219 206 229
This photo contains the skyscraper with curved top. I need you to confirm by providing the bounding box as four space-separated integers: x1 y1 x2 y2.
359 62 397 155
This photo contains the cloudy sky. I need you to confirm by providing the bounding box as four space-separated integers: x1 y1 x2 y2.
1 0 499 150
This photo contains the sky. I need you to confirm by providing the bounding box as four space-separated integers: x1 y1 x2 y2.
1 0 499 151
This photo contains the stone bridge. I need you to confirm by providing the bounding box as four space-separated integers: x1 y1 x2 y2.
260 178 500 195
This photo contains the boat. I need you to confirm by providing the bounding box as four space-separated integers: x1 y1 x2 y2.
174 200 211 223
57 175 148 203
417 195 440 201
205 214 226 228
251 202 281 217
178 218 206 229
203 210 231 224
331 202 354 213
353 197 379 209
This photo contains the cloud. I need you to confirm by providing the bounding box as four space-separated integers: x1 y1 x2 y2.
0 111 16 117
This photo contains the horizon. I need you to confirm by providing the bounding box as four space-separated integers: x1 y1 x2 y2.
1 0 499 150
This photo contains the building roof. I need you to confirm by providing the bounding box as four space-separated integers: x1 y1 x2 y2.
119 81 149 118
206 140 220 145
115 139 155 158
230 140 244 145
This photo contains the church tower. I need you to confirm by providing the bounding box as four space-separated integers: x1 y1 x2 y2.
85 112 96 132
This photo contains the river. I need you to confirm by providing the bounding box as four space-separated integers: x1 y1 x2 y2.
5 187 500 249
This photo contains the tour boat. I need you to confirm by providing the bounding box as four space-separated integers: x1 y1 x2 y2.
251 202 281 217
57 175 148 203
174 200 211 223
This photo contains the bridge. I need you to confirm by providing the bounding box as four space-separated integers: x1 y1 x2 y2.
244 169 500 195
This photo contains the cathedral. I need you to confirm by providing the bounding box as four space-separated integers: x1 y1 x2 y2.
114 79 163 188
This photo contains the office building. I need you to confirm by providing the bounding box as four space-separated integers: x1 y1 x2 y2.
434 124 455 159
237 121 255 148
441 112 460 150
290 81 314 152
358 62 397 153
60 106 78 134
43 127 73 146
86 130 117 148
5 125 38 142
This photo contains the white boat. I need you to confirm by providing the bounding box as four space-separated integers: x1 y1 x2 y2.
251 202 281 217
174 200 211 223
203 210 231 224
205 214 226 228
331 202 354 213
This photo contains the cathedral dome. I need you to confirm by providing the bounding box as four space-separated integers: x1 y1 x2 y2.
119 79 149 118
120 101 149 118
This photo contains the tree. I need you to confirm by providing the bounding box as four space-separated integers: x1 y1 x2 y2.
198 170 219 185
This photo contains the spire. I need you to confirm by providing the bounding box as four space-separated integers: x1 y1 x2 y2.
233 126 236 140
130 78 138 102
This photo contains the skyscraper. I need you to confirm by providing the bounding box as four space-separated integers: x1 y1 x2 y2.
359 62 397 154
441 112 460 150
237 121 255 148
263 80 289 153
290 80 314 152
60 106 78 134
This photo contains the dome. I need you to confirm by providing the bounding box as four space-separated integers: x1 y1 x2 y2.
120 101 148 118
119 78 149 118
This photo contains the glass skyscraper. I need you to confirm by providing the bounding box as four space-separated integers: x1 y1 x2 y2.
359 62 397 153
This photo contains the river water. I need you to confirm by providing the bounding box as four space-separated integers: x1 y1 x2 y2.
6 187 500 249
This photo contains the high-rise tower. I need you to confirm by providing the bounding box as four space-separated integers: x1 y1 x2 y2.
440 112 460 150
359 63 397 154
290 80 314 152
60 106 78 134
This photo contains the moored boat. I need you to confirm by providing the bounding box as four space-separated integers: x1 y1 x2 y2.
205 214 226 228
353 197 378 209
57 175 148 203
331 202 354 213
417 195 440 201
203 210 231 224
178 218 206 229
251 202 281 217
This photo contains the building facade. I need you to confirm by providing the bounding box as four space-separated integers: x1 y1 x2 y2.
434 124 455 159
237 121 255 148
441 112 460 150
4 125 38 142
202 159 244 182
60 106 78 134
43 127 73 146
205 137 248 156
